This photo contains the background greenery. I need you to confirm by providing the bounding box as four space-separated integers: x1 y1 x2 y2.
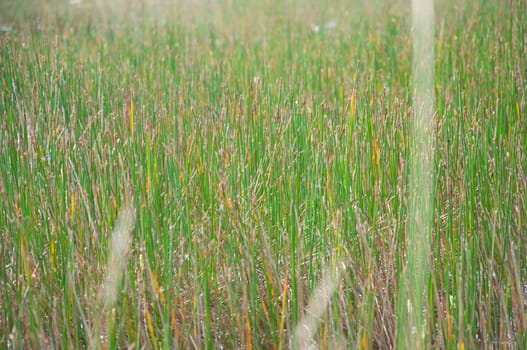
1 0 526 348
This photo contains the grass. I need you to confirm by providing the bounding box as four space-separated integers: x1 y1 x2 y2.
397 0 435 347
0 0 526 348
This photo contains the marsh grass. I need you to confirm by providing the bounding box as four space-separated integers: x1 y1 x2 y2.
1 0 526 348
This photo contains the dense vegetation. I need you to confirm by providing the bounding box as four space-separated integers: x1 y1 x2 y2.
1 0 525 348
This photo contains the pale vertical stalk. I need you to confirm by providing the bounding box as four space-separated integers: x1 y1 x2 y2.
397 0 435 348
292 261 345 350
91 203 135 350
102 204 135 305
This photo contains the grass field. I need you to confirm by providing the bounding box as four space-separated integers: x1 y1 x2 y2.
1 0 526 348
